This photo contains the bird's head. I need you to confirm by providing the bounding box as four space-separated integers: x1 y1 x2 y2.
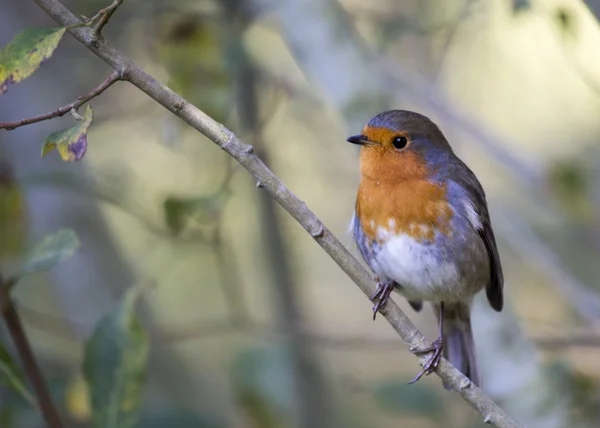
347 110 453 181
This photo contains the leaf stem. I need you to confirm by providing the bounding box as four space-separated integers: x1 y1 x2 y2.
0 71 121 131
0 274 64 428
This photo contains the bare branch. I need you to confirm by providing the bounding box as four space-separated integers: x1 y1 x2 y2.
0 274 64 428
0 71 121 131
31 0 521 426
89 0 123 37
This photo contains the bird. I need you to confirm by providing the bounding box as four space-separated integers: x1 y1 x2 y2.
347 110 503 388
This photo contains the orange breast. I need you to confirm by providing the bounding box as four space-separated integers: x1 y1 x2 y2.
356 177 453 243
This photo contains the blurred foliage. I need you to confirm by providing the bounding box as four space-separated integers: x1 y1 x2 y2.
155 15 232 124
13 228 79 282
64 373 91 423
569 370 600 427
233 346 295 428
41 105 93 162
547 159 593 222
137 410 224 428
0 160 25 257
163 189 231 235
555 7 576 37
0 406 14 428
0 27 65 94
511 0 531 14
0 342 35 406
0 370 77 428
0 228 81 425
373 379 444 422
83 286 149 428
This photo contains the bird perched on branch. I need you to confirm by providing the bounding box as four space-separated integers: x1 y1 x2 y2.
347 110 504 387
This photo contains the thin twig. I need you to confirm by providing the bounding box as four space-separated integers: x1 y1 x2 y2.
0 274 64 428
31 1 520 426
90 0 123 36
0 71 121 131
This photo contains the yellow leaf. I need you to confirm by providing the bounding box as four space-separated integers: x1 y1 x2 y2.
41 105 93 162
0 27 65 94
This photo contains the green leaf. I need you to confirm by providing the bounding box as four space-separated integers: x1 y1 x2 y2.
17 229 79 279
0 27 66 94
163 197 188 235
373 379 444 420
163 190 231 234
42 105 92 162
83 287 149 428
0 342 36 406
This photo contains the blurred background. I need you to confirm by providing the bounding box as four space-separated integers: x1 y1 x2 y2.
2 0 600 427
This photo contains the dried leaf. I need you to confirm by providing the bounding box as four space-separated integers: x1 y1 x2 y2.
42 105 93 162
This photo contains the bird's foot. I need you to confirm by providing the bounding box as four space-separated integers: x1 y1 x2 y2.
370 277 395 320
408 337 444 384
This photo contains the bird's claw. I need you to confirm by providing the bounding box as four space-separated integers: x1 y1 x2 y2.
408 338 444 384
370 278 395 320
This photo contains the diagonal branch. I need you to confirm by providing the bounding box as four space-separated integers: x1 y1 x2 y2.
31 0 521 426
0 71 122 131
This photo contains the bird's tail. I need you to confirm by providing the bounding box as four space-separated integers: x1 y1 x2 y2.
435 302 479 390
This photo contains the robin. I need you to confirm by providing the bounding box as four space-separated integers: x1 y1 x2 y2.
347 110 503 387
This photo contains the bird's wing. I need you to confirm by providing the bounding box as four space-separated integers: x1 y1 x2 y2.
449 162 504 312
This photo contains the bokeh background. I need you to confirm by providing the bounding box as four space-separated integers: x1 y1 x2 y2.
2 0 600 427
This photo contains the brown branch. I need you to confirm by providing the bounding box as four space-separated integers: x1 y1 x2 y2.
31 1 521 426
0 274 64 428
0 71 121 131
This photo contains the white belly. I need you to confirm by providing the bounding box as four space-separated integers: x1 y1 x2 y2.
373 232 460 302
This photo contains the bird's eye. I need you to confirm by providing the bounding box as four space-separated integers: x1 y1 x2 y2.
392 136 408 149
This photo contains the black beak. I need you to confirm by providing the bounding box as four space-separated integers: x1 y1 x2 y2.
346 134 370 145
